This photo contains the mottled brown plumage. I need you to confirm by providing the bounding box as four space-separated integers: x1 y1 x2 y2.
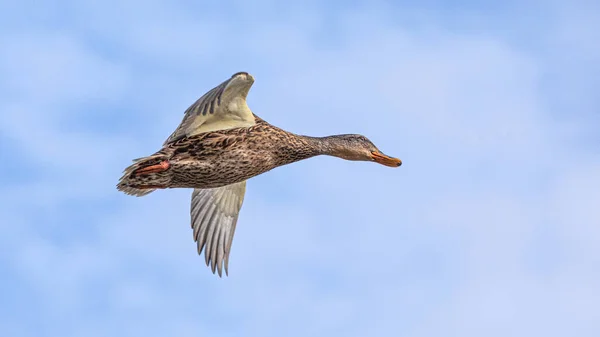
117 72 401 277
119 116 398 193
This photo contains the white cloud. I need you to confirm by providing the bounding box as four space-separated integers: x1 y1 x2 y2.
0 32 131 105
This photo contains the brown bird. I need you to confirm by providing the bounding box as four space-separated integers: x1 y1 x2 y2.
117 72 401 276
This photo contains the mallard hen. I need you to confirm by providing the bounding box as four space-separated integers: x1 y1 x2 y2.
117 72 401 276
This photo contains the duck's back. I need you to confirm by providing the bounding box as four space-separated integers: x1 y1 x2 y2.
164 122 318 189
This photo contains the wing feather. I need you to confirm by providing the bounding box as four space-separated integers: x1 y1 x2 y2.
190 181 247 276
164 72 256 145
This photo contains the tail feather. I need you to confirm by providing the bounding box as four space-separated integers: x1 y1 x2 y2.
117 154 171 197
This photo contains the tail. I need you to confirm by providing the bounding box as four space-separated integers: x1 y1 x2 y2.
117 153 172 197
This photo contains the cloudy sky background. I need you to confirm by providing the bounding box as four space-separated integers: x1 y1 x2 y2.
1 0 599 336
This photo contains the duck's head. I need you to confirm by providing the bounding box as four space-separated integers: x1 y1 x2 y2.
323 134 402 167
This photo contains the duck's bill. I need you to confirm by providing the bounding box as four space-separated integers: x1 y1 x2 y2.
371 151 402 167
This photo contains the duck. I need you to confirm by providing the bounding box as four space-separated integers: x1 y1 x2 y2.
117 71 401 277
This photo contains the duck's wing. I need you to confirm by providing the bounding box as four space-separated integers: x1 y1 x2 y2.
164 72 257 145
190 181 246 277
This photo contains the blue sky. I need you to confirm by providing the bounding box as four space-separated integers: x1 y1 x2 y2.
1 0 599 336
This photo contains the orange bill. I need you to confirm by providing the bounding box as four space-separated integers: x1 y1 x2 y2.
371 151 402 167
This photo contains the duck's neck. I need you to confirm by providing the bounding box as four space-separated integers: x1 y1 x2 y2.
299 134 353 160
268 123 356 165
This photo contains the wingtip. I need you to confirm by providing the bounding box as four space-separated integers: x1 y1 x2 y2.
226 72 255 93
231 71 254 81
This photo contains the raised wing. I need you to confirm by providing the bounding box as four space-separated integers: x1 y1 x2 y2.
164 72 256 145
190 181 246 277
